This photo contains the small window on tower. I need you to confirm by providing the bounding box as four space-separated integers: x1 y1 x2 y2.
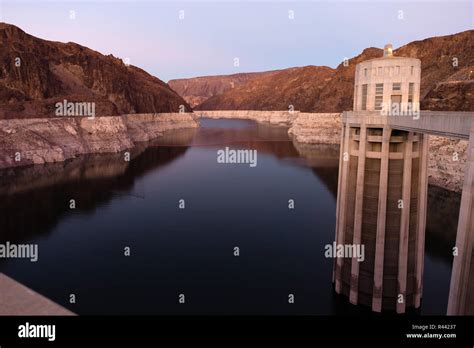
411 66 414 75
374 96 383 111
375 84 384 111
364 68 367 77
408 83 414 104
378 67 383 76
393 82 401 92
375 83 384 95
396 66 400 75
361 84 368 110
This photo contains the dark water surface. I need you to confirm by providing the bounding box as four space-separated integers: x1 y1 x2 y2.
0 119 459 315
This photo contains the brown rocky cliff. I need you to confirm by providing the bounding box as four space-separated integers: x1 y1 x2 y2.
168 71 282 108
0 23 191 119
196 65 338 112
396 30 474 110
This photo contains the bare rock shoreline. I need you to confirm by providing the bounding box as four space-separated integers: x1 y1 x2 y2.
196 110 467 193
0 113 199 169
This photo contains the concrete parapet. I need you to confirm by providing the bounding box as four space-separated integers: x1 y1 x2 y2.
344 111 474 139
0 273 74 315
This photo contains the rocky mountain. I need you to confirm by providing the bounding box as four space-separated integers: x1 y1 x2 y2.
198 65 338 112
196 30 474 112
0 23 191 119
168 71 283 108
397 30 474 111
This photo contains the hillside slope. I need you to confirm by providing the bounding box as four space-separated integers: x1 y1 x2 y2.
168 70 283 108
0 23 191 119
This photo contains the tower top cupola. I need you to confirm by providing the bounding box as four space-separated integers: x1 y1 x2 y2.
383 44 393 57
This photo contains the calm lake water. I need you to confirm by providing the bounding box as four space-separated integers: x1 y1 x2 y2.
0 118 459 315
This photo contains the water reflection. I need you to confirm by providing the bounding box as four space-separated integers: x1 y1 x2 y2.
426 186 460 261
0 143 191 244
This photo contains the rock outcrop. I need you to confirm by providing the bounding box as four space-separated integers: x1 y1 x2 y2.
422 81 474 111
0 23 191 119
428 136 469 192
0 113 198 169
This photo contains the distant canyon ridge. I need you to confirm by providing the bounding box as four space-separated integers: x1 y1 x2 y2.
169 30 474 113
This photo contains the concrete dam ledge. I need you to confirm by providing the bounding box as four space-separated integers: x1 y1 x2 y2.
0 273 74 315
0 113 199 170
196 110 470 193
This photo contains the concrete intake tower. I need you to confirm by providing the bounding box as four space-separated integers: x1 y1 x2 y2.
333 44 428 313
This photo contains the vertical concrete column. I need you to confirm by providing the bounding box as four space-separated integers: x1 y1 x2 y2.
335 124 352 293
334 124 345 282
448 126 474 315
372 126 392 312
353 85 358 111
414 134 429 308
349 124 367 305
397 132 414 314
